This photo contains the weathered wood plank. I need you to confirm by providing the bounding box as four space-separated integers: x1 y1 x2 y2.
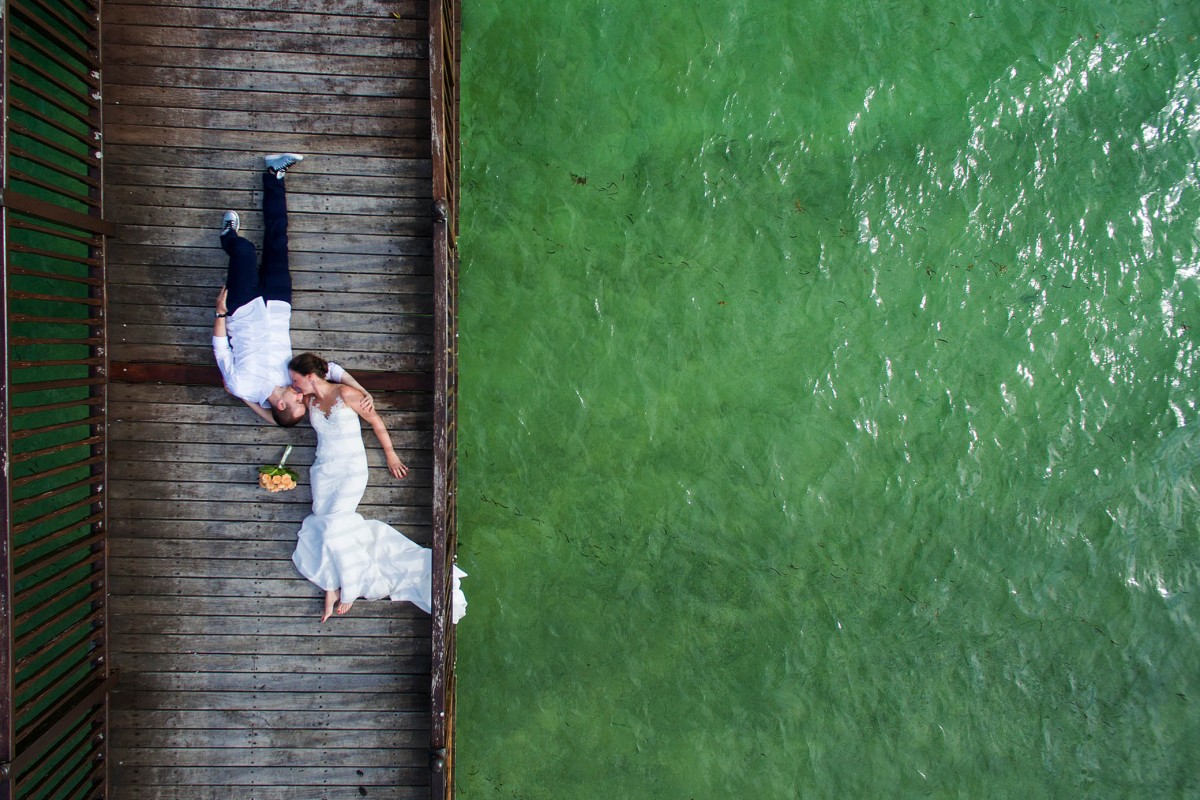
103 64 421 98
109 416 430 443
108 186 429 218
110 690 428 713
105 45 428 77
106 0 427 17
106 521 433 546
110 765 429 789
108 483 431 510
108 638 427 662
112 746 426 767
104 148 432 178
114 668 430 689
112 327 432 357
110 223 432 254
112 322 432 357
104 3 426 36
106 105 431 140
108 347 430 373
108 592 420 618
105 252 434 284
108 264 434 296
111 607 430 637
106 125 431 160
108 287 433 316
115 219 432 250
107 575 435 601
106 498 433 528
104 25 426 61
111 708 429 730
106 786 428 800
110 303 434 336
109 460 432 492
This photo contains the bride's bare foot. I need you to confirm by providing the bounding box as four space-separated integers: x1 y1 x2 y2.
322 589 340 622
336 600 354 616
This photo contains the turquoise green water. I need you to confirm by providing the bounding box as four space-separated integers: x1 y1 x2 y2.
456 2 1200 797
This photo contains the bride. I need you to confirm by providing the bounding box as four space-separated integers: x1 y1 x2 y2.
287 352 466 623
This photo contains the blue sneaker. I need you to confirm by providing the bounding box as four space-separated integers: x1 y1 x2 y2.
264 153 304 178
221 210 240 236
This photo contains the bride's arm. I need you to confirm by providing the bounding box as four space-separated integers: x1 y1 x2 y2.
340 386 409 479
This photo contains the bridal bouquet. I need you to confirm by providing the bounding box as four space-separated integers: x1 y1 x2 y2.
258 444 299 493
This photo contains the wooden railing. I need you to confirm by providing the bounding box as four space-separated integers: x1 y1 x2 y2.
429 0 462 798
2 0 116 797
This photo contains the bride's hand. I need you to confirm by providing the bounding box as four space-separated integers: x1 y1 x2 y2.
387 454 409 480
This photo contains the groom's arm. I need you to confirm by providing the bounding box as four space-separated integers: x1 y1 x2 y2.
212 287 237 393
327 362 374 414
241 400 275 425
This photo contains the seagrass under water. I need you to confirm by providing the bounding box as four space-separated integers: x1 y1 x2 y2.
456 1 1200 796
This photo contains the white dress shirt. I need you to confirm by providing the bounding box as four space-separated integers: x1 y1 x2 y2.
213 297 344 406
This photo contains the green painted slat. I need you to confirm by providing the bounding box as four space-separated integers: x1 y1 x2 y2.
3 0 110 795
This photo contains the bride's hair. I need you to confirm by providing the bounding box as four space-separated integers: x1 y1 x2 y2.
289 352 328 378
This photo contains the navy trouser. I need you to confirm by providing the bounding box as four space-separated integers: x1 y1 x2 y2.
221 171 292 314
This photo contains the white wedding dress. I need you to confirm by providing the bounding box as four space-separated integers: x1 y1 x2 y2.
291 396 466 622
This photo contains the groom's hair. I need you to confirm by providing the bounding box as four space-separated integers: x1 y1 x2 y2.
271 406 304 427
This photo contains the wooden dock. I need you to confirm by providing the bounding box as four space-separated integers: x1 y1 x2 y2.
98 1 457 797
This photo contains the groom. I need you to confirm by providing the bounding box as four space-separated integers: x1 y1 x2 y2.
212 153 371 426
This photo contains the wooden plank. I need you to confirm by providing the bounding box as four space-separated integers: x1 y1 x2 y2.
106 606 427 638
105 19 429 50
105 521 433 547
109 344 430 373
113 318 431 347
114 219 433 249
108 481 431 510
104 148 432 178
110 765 429 789
105 105 431 141
106 496 432 525
110 321 434 352
106 0 427 16
107 786 428 800
108 264 434 296
108 633 427 662
111 708 429 730
107 283 433 314
109 416 430 443
103 64 422 99
108 461 431 492
114 670 430 692
104 88 430 122
105 250 433 281
108 186 430 217
107 0 425 13
112 746 426 767
107 574 435 600
108 345 431 372
105 46 427 78
110 304 434 336
109 592 421 617
110 690 429 713
106 125 431 160
109 224 433 255
104 4 426 36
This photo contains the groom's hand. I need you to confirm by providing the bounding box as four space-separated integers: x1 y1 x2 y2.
216 286 228 315
357 392 375 414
